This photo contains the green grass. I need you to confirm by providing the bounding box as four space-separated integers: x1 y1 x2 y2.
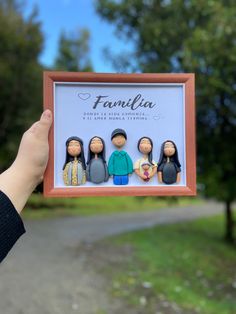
103 215 236 314
22 193 202 219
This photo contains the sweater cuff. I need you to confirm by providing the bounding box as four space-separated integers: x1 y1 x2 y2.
0 190 26 262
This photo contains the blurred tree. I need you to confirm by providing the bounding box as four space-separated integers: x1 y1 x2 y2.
0 0 43 170
96 0 236 242
54 29 93 71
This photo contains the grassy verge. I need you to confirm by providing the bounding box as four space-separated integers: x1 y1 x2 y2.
100 215 236 314
22 194 202 219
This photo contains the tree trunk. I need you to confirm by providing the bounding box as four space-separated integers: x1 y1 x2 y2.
225 200 234 243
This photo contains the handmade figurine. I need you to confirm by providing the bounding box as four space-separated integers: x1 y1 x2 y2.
141 162 152 182
134 137 157 182
86 136 109 184
157 140 181 184
63 136 86 186
108 128 133 185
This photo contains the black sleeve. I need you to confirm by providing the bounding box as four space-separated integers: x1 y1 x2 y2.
174 163 181 173
157 162 164 172
0 190 26 263
86 162 91 181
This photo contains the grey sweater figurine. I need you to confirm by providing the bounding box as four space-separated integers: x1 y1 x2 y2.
86 136 109 184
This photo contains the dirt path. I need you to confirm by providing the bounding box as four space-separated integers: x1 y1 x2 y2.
0 203 223 314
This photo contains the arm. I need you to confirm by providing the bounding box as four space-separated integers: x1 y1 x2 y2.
134 169 147 180
134 160 146 180
126 153 133 174
176 172 181 184
108 153 114 176
157 171 163 183
86 163 91 181
0 191 26 263
0 110 52 262
104 163 109 182
0 110 52 214
63 163 70 185
149 165 157 179
175 163 181 184
82 170 86 184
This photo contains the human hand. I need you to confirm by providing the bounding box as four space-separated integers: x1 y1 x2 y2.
13 110 52 185
0 110 52 213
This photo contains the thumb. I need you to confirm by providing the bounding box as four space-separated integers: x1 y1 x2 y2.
37 109 53 139
41 109 52 124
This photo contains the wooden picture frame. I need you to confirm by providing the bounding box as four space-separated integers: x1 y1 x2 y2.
43 71 196 197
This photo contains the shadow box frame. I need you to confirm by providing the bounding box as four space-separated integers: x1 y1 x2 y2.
43 71 196 197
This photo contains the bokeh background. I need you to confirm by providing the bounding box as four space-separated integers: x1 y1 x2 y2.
0 1 235 314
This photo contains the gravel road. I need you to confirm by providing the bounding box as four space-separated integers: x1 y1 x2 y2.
0 202 223 314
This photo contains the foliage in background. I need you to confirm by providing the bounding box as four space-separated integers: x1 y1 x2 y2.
0 1 93 172
0 0 43 170
23 193 201 219
54 28 93 72
96 0 236 241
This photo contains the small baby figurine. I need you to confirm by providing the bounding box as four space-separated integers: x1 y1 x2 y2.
86 136 109 184
108 128 133 185
141 162 152 182
134 137 157 182
157 140 181 184
63 136 86 186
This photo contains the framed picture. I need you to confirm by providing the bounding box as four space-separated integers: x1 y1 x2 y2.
43 71 196 197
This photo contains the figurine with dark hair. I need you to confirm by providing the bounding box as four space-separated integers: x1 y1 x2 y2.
86 136 109 184
157 140 181 184
134 137 157 182
63 136 86 186
108 128 133 185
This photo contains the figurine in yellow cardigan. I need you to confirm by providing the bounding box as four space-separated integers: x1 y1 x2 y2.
63 136 86 186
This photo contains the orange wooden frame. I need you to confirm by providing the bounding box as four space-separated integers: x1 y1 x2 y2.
43 71 196 197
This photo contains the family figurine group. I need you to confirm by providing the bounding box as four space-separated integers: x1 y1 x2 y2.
63 128 181 186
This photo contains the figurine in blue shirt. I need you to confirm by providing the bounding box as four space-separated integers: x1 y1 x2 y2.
108 128 133 185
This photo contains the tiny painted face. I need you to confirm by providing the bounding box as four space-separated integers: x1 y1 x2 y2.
90 137 103 154
67 140 81 157
142 164 150 171
164 141 175 157
112 135 126 148
139 138 152 154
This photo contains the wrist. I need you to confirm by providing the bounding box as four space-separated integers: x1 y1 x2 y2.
0 162 37 214
10 161 40 193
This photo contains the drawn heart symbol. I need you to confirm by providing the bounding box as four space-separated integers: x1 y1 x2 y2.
153 115 164 120
78 93 91 100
